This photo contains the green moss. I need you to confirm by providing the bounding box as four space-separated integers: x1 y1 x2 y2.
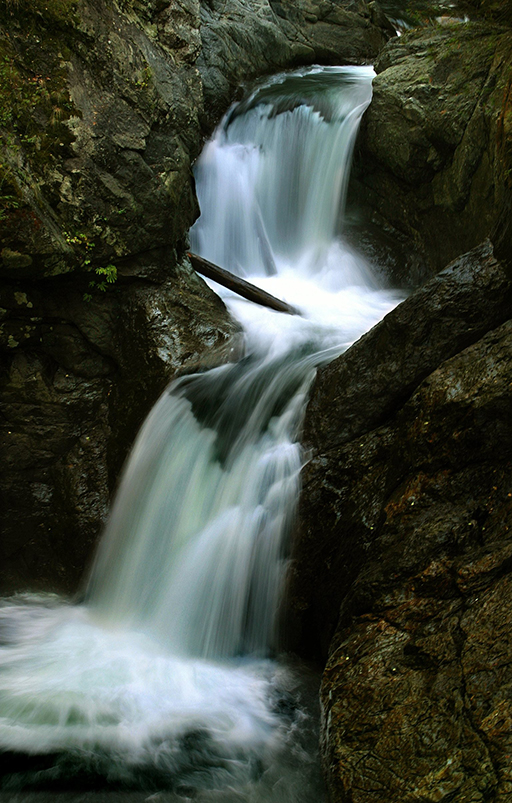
1 0 77 27
0 35 76 148
0 11 79 244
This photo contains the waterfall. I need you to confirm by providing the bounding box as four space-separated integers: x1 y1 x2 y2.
190 67 374 279
0 66 400 799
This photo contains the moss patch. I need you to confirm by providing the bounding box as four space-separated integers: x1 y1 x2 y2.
0 2 82 269
1 0 77 27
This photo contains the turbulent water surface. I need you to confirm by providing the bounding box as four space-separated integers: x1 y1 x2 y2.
0 66 401 801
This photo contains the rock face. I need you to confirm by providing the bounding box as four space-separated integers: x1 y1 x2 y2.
199 0 393 129
0 0 391 594
468 0 512 26
291 242 512 801
303 242 512 457
0 0 202 279
346 21 512 286
0 262 240 594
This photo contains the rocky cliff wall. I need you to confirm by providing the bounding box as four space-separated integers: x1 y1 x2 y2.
293 241 512 802
321 305 512 803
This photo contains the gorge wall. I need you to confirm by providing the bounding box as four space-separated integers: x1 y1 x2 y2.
347 15 512 285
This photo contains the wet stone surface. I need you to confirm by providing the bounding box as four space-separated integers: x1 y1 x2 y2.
346 19 512 286
292 242 512 801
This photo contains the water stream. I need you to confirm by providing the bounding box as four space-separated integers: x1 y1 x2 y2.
0 66 400 801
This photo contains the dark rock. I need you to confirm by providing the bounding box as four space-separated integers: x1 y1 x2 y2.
492 189 512 273
303 241 512 456
319 320 512 802
291 243 512 799
0 0 204 278
198 0 391 131
467 0 512 26
0 260 241 595
346 22 512 286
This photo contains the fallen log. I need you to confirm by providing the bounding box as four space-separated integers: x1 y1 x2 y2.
188 252 299 316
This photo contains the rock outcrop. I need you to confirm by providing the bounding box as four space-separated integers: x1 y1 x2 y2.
1 263 240 594
346 20 512 286
199 0 393 129
291 241 512 801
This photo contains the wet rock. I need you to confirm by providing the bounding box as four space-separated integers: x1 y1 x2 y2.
347 22 512 286
303 241 512 455
291 243 512 800
319 321 512 802
0 260 241 594
198 0 391 130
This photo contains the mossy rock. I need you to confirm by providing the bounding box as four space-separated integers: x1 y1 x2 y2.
347 22 512 286
467 0 512 26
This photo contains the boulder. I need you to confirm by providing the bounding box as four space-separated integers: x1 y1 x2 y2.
290 242 512 800
346 21 512 286
303 241 512 456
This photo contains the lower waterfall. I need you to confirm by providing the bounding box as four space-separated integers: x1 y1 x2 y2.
0 66 400 800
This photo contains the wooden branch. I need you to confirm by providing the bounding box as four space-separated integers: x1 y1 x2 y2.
188 252 299 316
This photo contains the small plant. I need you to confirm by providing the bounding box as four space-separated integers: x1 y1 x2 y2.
83 264 118 301
134 65 152 91
64 230 91 248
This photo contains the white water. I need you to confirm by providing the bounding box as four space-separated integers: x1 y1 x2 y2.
0 66 400 799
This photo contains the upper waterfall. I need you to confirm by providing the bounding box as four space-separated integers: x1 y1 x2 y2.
190 66 375 280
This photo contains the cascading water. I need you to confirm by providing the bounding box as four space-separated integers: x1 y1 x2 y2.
0 66 401 800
